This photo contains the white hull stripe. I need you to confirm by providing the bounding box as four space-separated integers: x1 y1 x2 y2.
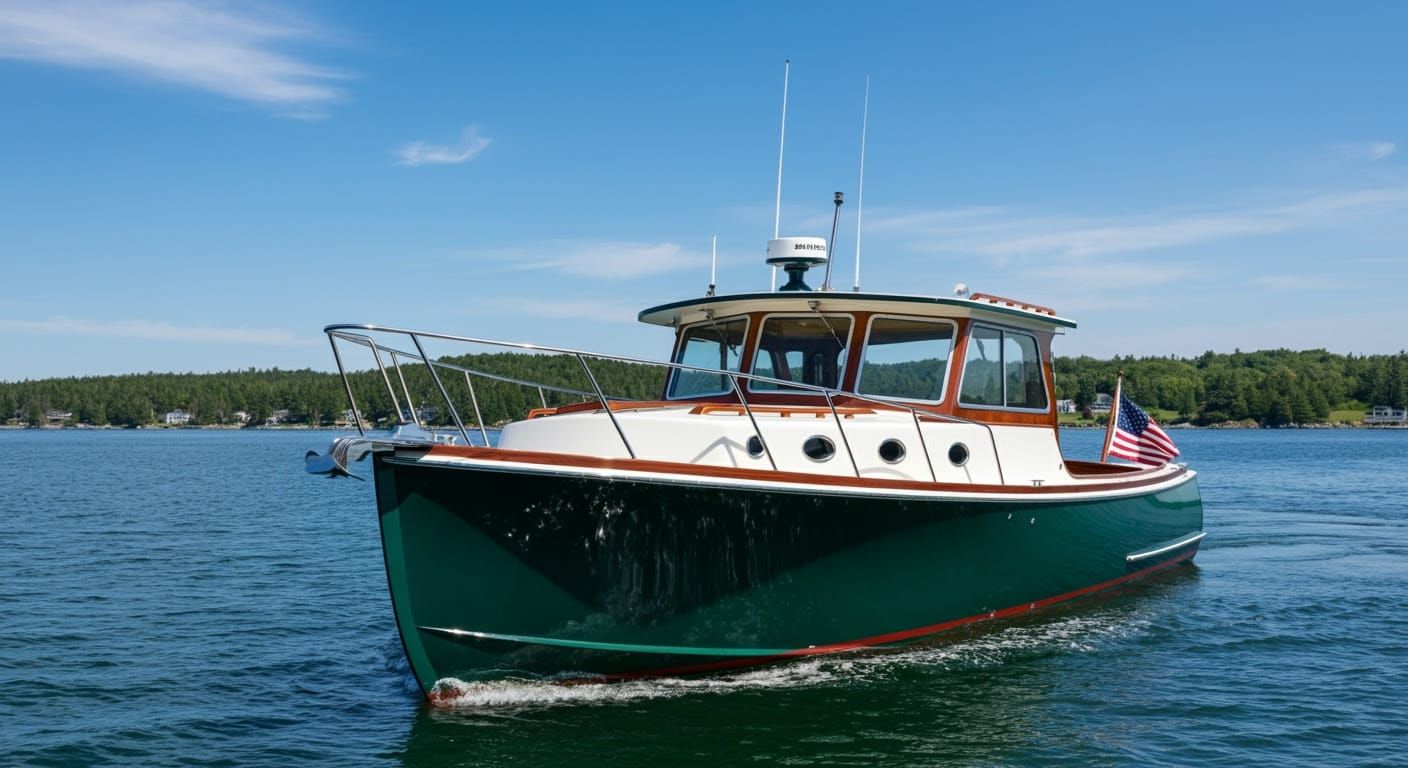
1126 531 1207 563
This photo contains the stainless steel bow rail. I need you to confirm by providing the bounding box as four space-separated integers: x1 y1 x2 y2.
324 323 1006 484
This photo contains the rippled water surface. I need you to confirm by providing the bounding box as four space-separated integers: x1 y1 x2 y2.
3 428 1406 766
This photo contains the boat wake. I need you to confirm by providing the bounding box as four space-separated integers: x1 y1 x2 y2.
425 603 1154 711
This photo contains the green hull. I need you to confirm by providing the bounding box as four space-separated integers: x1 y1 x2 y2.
373 453 1203 692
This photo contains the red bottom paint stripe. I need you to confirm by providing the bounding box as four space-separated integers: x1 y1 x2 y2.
600 545 1200 682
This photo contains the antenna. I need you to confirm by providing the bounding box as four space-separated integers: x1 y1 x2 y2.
822 192 844 290
707 234 717 296
853 75 869 292
772 59 790 292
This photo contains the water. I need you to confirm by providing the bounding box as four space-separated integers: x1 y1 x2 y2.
3 429 1406 766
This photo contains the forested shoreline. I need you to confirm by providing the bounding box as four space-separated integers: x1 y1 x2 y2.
3 348 1405 428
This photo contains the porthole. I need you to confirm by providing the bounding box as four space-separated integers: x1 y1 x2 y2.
878 438 906 464
948 442 970 466
802 436 836 462
746 435 765 458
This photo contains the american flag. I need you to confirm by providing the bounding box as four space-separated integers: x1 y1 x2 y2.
1108 392 1180 466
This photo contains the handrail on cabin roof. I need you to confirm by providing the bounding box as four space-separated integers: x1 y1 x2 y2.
966 292 1057 317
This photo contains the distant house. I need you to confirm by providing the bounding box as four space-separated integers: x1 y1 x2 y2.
163 409 192 425
233 411 251 425
416 405 438 423
1091 393 1114 413
266 409 291 426
1056 399 1077 414
337 408 363 426
1365 405 1408 426
45 409 73 425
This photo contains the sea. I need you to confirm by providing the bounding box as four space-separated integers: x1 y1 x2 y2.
2 428 1406 767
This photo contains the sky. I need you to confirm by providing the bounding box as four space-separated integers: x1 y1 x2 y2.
1 1 1405 380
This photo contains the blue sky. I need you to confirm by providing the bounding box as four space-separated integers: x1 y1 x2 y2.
2 1 1405 380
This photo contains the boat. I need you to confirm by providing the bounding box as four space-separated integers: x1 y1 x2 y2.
311 234 1204 696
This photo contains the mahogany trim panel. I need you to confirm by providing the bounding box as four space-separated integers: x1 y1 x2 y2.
417 444 1187 497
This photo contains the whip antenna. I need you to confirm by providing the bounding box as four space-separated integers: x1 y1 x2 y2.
707 234 717 296
853 75 869 292
771 59 790 292
822 192 844 290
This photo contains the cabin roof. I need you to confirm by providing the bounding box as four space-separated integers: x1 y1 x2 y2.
638 291 1077 331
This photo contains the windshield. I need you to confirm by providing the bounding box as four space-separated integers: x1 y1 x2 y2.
667 318 747 398
749 315 852 392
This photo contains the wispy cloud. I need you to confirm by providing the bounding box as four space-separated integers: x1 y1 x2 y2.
1253 274 1334 291
395 126 491 167
1027 262 1191 290
0 317 314 346
493 240 705 279
869 187 1408 260
0 0 345 115
1335 141 1398 161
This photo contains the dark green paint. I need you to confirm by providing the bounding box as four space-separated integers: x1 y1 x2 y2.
374 454 1201 690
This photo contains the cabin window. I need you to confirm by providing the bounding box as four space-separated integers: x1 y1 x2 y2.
959 326 1048 410
1002 332 1046 409
749 315 852 392
856 317 955 402
668 318 748 398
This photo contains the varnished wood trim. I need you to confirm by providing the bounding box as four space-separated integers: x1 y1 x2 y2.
1064 459 1146 476
527 399 684 418
950 407 1053 426
1041 332 1058 430
419 444 1187 496
944 318 972 409
839 310 872 391
690 404 875 418
967 292 1057 316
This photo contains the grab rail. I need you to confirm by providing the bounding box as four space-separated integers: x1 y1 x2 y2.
323 323 1007 484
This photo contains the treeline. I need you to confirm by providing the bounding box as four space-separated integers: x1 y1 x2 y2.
0 354 664 428
1053 349 1408 425
3 348 1406 428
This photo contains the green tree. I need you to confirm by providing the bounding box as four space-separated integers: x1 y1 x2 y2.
1075 375 1097 410
108 394 151 427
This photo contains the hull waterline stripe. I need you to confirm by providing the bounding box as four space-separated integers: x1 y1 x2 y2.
592 546 1201 683
1126 531 1207 563
417 626 793 658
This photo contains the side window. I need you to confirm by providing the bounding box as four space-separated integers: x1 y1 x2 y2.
668 318 747 397
750 315 852 392
1003 332 1047 409
959 326 1003 405
857 318 955 402
960 326 1048 410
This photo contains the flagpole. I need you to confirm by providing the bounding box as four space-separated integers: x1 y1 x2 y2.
1100 370 1124 463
